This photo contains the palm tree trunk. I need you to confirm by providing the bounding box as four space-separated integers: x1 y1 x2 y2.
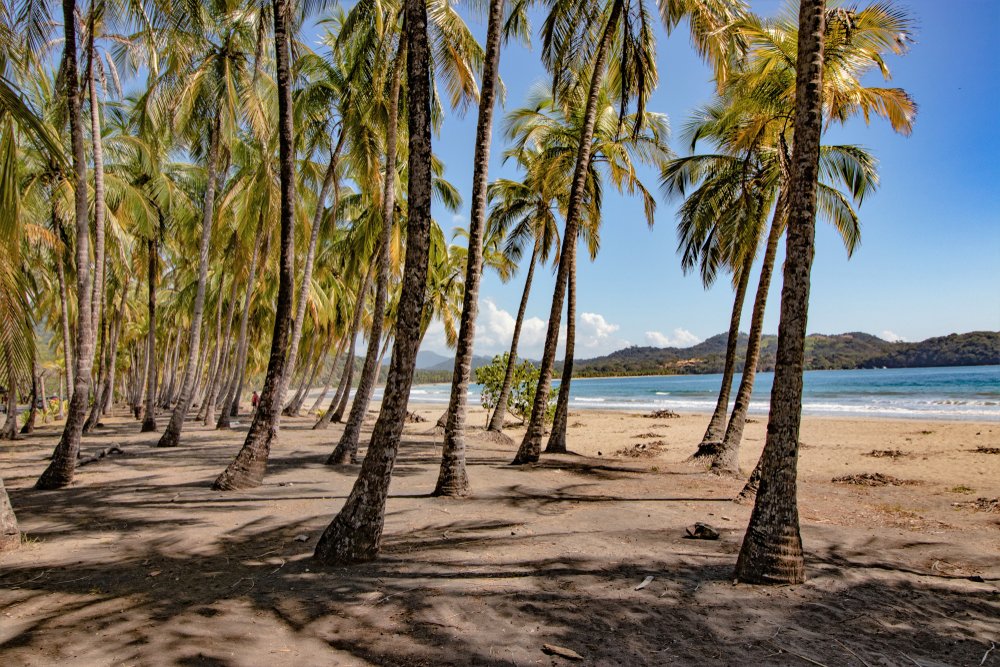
713 191 788 474
1 374 17 440
54 225 74 396
487 238 539 433
434 0 505 496
279 133 344 417
36 0 95 489
283 337 315 414
0 476 18 552
546 249 576 453
328 38 405 465
86 17 107 351
217 212 268 429
315 266 372 428
734 0 825 586
158 114 221 448
513 1 621 464
290 343 326 415
89 281 128 426
83 288 109 434
202 270 240 424
691 262 752 460
19 352 40 435
314 0 432 561
213 0 297 490
309 336 346 413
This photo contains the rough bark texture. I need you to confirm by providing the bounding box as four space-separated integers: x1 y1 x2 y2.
157 116 220 448
200 269 238 423
712 196 787 473
0 476 19 552
735 0 825 586
328 38 405 466
434 0 505 497
313 0 432 563
20 355 40 435
513 3 620 464
213 0 296 490
546 251 576 453
87 19 107 358
36 0 94 489
1 378 17 440
487 239 539 433
54 239 74 399
691 263 751 460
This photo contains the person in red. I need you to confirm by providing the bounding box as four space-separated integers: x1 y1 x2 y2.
251 391 259 410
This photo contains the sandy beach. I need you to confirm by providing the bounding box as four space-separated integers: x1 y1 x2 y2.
1 405 997 665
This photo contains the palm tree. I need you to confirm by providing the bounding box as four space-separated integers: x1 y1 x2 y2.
434 0 507 497
314 0 433 563
512 0 745 464
212 0 296 490
157 0 267 448
36 0 98 489
671 0 915 475
732 0 828 586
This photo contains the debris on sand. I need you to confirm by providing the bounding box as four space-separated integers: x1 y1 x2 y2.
833 473 919 487
542 644 584 661
77 445 128 466
865 449 908 459
952 497 1000 513
684 523 720 540
405 411 427 423
634 432 664 439
973 446 1000 455
614 441 666 458
644 409 680 419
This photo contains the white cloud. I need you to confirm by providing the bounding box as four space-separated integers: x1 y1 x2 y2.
475 298 549 355
645 328 701 348
579 312 620 350
881 330 906 343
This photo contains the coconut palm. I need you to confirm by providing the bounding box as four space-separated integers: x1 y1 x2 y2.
512 0 746 464
314 0 433 564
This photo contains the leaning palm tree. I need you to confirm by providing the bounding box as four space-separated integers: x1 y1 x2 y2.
156 0 269 448
36 0 99 489
512 0 746 464
733 0 828 586
433 0 510 497
313 0 434 564
673 0 915 475
212 0 296 490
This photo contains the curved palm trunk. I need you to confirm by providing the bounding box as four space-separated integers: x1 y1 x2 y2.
314 281 366 428
217 213 267 429
314 1 432 561
691 263 752 460
513 2 621 465
36 0 95 489
0 476 18 552
87 20 107 357
283 337 318 415
213 0 297 490
735 0 825 586
434 0 505 496
328 39 405 466
487 238 539 433
309 336 346 413
86 281 128 430
158 116 220 448
141 239 157 432
54 225 74 397
83 290 109 434
158 332 176 407
2 375 18 440
713 192 788 474
289 345 325 414
546 250 576 453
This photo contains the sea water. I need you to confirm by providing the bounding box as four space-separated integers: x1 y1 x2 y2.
403 365 1000 421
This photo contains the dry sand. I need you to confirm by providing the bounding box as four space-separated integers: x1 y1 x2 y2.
1 403 998 666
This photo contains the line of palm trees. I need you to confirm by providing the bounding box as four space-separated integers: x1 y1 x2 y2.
0 0 913 583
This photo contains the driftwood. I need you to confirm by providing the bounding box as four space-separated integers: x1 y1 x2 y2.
541 644 584 661
77 446 127 466
643 409 680 419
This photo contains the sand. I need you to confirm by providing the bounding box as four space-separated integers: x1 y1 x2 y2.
1 403 998 666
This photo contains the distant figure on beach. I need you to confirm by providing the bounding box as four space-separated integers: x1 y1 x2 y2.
251 391 259 410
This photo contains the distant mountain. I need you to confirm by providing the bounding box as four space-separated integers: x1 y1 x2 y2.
426 354 496 373
572 330 1000 377
415 350 452 370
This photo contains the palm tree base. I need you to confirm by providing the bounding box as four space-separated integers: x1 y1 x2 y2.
140 418 157 432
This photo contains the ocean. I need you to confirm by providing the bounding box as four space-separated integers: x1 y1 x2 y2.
403 365 1000 421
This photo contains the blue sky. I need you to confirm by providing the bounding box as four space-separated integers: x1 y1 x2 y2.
314 0 1000 358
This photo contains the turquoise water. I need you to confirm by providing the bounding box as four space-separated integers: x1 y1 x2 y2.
406 365 1000 421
